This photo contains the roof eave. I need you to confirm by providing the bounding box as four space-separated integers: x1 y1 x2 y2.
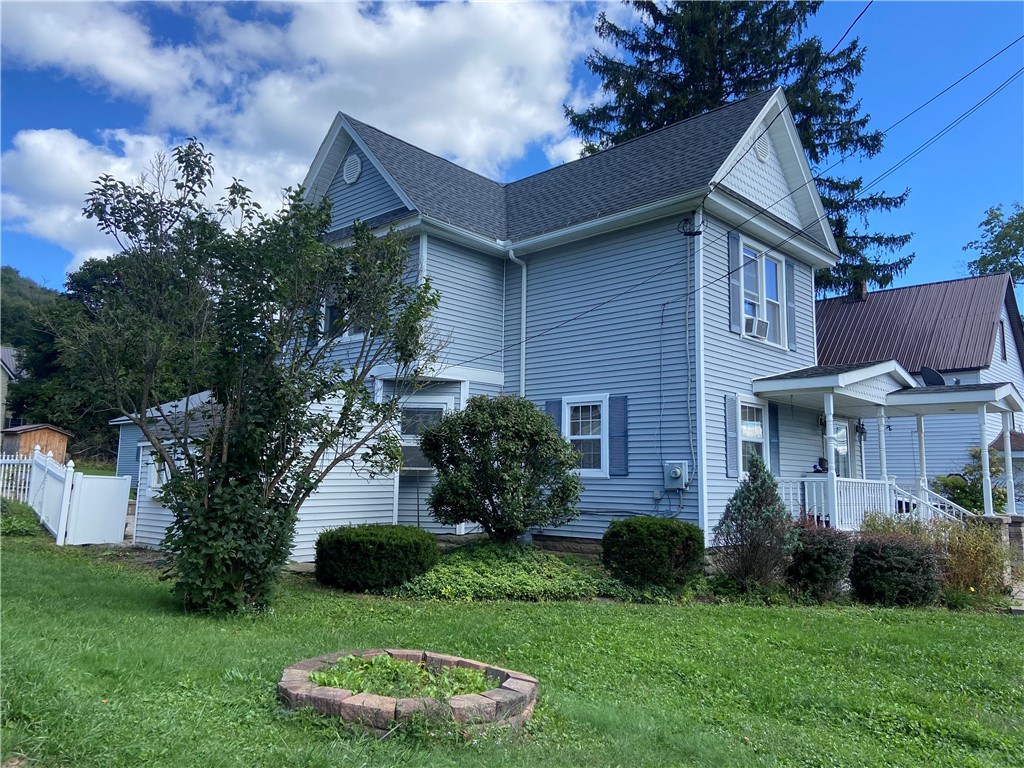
510 187 709 256
704 191 837 269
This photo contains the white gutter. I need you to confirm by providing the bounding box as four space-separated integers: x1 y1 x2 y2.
507 249 527 396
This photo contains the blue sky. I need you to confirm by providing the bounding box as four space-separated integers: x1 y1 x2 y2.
1 1 1022 294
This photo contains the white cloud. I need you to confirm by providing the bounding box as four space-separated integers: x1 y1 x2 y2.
1 1 606 277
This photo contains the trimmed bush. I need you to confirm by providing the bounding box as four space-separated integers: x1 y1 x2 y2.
712 451 795 589
419 395 583 542
785 524 853 603
315 524 439 591
601 516 704 587
850 534 941 607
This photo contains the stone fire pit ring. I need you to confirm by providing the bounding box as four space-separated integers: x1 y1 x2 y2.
277 649 537 736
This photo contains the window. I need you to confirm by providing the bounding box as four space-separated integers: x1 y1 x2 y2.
740 402 765 473
323 300 364 340
563 394 610 478
400 406 445 438
824 421 852 478
1000 320 1007 361
398 395 454 441
740 243 785 345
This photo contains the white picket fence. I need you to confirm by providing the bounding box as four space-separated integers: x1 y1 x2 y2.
1 446 131 545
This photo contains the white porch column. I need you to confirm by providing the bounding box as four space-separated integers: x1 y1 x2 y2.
875 406 888 480
1003 412 1016 515
824 393 838 525
979 405 994 516
917 414 928 497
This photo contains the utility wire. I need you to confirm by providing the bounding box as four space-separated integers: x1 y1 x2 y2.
441 39 1024 370
828 1 873 56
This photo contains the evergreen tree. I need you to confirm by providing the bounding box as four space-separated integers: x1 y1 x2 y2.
565 1 912 294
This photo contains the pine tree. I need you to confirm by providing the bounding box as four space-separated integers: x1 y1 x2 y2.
712 451 795 587
565 1 912 294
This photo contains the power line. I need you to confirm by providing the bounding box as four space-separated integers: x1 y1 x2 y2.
828 1 873 56
442 39 1024 370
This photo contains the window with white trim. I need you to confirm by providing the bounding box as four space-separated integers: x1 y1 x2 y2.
398 395 454 441
323 299 365 340
563 394 609 478
741 243 785 346
739 400 766 473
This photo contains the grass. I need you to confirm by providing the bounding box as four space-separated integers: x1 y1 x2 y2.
72 459 116 476
2 536 1022 768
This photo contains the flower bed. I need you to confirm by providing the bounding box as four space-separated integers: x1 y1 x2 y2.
277 649 537 737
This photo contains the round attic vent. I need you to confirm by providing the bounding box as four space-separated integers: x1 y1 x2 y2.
343 155 362 185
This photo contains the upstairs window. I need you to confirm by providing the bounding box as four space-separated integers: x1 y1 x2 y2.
740 243 784 346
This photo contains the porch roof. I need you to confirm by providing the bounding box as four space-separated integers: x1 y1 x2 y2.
752 362 1024 418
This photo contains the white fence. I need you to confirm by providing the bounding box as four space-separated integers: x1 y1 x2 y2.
1 447 131 545
0 452 33 503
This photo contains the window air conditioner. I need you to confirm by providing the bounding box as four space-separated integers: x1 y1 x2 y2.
744 316 769 339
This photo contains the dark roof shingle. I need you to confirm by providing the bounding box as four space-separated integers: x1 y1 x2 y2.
342 90 784 244
816 274 1022 374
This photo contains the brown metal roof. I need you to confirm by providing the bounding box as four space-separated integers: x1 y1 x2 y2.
816 273 1024 374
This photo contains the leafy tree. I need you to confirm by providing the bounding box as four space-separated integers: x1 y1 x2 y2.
58 141 439 612
419 395 583 543
965 202 1024 284
712 451 795 588
565 1 912 294
0 266 58 347
932 447 1006 515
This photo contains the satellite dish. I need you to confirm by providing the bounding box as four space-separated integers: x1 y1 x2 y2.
920 366 945 386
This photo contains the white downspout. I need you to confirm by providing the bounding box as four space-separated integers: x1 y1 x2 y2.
508 250 527 396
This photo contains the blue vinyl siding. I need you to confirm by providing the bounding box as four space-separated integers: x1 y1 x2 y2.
326 145 406 232
426 236 505 373
700 215 819 539
505 216 700 539
115 424 144 489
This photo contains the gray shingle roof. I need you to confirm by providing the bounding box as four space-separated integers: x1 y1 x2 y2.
342 89 783 244
0 346 21 379
343 115 508 240
816 274 1024 374
505 90 777 241
755 361 890 382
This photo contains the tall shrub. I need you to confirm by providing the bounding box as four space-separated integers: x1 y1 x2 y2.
419 395 583 543
785 524 853 603
712 452 795 588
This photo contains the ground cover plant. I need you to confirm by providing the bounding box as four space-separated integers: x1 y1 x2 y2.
309 653 490 701
3 536 1022 768
0 498 44 537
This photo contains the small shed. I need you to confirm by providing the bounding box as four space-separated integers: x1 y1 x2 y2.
2 424 73 463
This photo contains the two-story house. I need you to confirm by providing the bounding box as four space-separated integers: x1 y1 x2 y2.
131 88 1022 560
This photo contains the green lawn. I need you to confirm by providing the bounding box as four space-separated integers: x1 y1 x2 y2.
2 537 1022 768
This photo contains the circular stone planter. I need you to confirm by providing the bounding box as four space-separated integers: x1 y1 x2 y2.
277 649 537 737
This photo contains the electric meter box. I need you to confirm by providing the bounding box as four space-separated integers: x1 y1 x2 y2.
663 460 690 490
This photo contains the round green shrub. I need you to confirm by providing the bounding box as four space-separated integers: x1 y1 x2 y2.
315 524 439 591
786 524 853 603
850 534 941 607
601 516 704 587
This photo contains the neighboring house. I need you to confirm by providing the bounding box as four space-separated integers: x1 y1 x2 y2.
817 273 1024 507
1 346 21 430
126 88 1022 560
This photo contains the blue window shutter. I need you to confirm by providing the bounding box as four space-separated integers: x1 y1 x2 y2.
725 394 738 478
545 400 562 431
785 261 797 351
728 232 742 334
768 403 780 476
609 395 628 476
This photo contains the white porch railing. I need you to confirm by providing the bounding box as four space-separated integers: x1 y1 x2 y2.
777 474 976 530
